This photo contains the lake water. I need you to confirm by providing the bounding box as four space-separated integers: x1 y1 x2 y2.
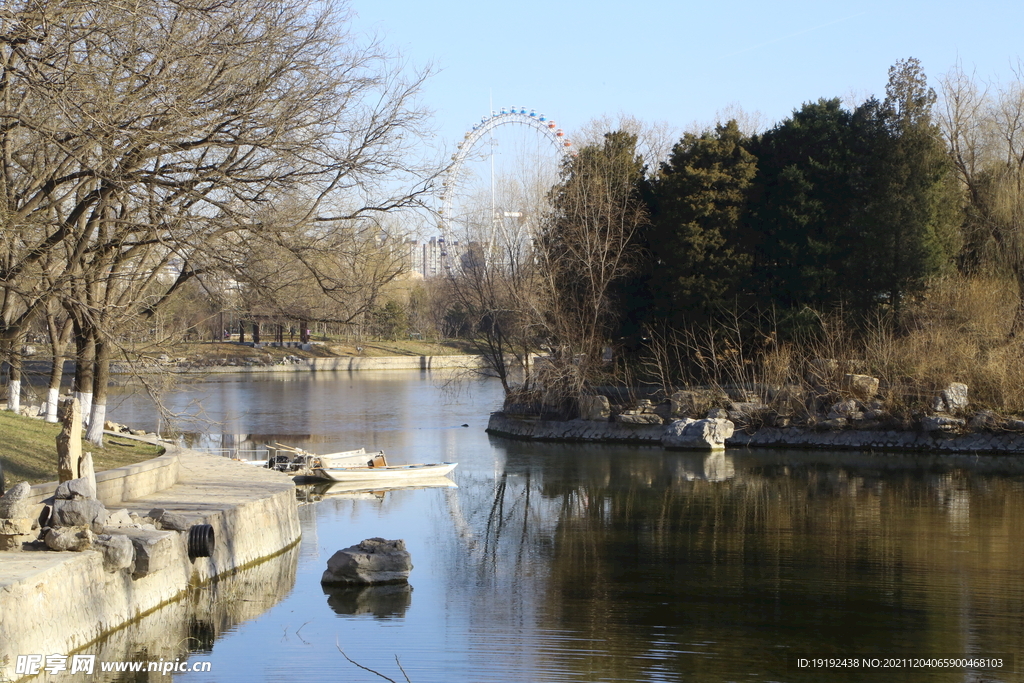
95 370 1024 682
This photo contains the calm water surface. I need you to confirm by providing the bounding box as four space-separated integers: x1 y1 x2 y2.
96 371 1024 682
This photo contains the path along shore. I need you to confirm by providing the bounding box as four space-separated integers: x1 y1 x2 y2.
0 439 299 682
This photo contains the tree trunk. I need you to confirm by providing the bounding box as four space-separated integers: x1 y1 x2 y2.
86 338 110 447
6 351 21 415
73 323 95 426
44 315 72 423
1010 264 1024 338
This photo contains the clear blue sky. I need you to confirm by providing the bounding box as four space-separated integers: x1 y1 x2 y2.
350 0 1024 152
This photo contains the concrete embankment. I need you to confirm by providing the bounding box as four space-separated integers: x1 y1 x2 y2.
486 413 1024 454
16 354 491 377
0 445 300 682
139 354 489 374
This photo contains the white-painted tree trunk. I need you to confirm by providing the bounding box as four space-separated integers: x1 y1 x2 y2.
77 391 93 426
44 388 60 422
85 402 105 447
7 379 20 414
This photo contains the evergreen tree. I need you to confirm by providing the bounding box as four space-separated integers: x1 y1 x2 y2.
853 58 960 311
747 61 959 315
750 99 859 309
646 120 758 324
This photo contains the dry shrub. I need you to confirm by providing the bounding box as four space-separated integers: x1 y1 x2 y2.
886 275 1024 414
639 275 1024 420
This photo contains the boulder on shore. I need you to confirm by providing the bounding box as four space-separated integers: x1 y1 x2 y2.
932 382 969 414
578 395 610 421
94 534 135 572
615 413 663 425
842 374 879 399
50 498 107 532
45 526 94 552
55 476 95 501
321 538 412 585
922 415 966 432
662 418 734 450
56 398 82 482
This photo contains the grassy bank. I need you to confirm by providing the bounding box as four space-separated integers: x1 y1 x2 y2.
0 411 164 487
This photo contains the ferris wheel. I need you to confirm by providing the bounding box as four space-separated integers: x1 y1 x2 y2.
439 107 574 263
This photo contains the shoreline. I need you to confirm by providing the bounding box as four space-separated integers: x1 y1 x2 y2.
486 413 1024 455
12 353 491 377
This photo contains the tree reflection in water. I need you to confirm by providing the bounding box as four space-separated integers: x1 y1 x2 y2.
457 438 1024 682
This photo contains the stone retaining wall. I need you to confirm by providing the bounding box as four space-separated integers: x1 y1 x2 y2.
21 354 491 376
487 414 665 444
25 451 180 506
0 448 300 682
729 426 1024 453
487 413 1024 454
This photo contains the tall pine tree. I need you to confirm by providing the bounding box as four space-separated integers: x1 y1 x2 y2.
646 120 758 325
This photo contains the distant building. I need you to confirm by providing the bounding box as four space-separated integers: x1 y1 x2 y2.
404 236 464 278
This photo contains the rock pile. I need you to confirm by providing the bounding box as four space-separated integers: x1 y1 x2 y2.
615 398 670 425
42 486 174 574
0 482 41 551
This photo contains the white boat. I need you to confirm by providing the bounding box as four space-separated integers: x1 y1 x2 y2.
269 444 457 483
311 461 458 483
267 445 387 473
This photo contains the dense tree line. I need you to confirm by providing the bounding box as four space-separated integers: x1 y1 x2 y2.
628 58 960 335
502 57 1022 413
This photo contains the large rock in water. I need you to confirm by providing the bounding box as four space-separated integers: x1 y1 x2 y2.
321 538 412 585
662 418 734 450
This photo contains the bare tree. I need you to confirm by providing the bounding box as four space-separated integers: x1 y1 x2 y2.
441 187 543 398
534 129 648 414
223 209 417 331
40 298 72 422
939 62 1024 334
572 114 678 177
0 0 437 434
